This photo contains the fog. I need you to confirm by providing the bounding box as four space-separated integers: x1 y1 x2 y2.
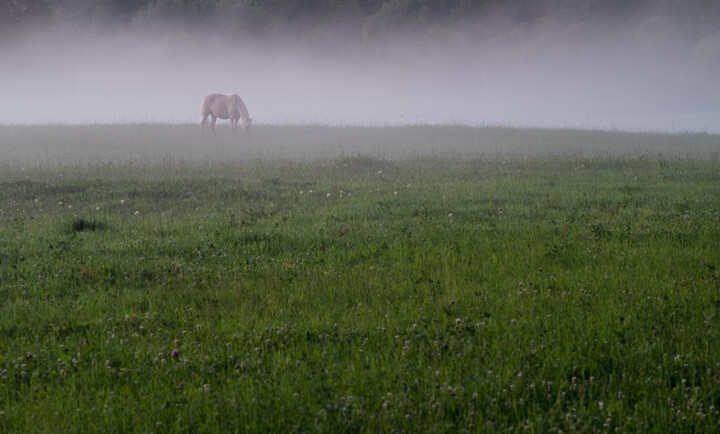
2 7 720 133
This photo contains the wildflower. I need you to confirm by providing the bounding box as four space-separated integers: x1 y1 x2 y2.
450 299 455 305
171 349 180 358
120 200 125 205
394 191 398 196
326 193 331 198
134 211 139 216
96 207 100 211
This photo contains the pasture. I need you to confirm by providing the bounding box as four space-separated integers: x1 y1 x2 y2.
1 124 720 432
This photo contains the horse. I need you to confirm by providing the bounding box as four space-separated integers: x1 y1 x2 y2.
200 94 252 133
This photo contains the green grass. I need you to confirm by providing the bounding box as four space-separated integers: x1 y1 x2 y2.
1 124 720 431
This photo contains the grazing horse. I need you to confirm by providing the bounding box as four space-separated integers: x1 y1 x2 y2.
200 94 252 133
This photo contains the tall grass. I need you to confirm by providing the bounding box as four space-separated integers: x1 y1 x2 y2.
1 125 720 431
2 123 719 169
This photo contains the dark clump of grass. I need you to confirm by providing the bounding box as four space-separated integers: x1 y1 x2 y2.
70 218 104 233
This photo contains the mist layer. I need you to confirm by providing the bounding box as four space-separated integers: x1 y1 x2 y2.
2 1 719 132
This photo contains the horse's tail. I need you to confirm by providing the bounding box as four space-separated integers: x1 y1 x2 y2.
200 95 212 130
200 95 210 117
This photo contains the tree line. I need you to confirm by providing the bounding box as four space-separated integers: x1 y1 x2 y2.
3 0 720 47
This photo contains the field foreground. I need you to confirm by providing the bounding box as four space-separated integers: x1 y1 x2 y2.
1 125 720 431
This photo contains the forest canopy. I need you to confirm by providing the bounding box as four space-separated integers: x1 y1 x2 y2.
3 0 720 49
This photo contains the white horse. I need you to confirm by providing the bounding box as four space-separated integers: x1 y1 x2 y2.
200 94 252 133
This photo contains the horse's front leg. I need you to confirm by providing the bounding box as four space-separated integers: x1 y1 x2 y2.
210 115 218 134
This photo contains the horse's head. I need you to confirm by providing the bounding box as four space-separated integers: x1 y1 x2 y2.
242 117 253 132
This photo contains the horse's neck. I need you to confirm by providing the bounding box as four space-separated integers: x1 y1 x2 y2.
238 107 250 122
234 97 249 121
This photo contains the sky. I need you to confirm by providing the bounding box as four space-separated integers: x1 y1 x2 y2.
1 7 719 132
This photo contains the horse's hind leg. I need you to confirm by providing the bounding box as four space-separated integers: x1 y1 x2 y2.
210 115 218 134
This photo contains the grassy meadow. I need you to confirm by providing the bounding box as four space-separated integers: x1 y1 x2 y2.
1 124 720 432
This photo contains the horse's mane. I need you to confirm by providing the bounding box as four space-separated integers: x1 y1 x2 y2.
230 94 250 121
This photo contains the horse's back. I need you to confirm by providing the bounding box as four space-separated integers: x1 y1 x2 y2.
202 94 231 118
201 94 221 115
